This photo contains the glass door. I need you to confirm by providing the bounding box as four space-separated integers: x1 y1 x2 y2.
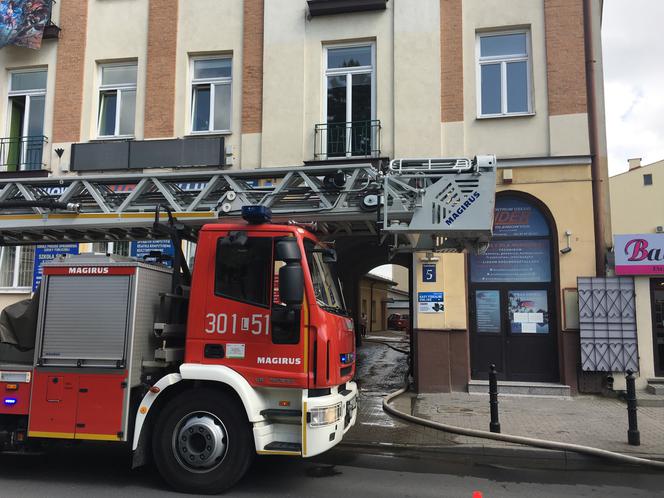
652 280 664 377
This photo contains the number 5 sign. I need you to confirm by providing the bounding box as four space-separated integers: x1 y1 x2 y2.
422 264 436 283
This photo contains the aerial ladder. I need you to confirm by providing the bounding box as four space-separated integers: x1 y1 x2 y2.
0 155 497 253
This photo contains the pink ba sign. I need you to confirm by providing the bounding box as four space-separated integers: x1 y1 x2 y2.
615 234 664 275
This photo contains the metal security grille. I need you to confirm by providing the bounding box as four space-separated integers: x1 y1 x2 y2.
578 277 638 372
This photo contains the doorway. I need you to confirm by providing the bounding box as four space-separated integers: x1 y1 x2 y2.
469 195 560 382
652 279 664 377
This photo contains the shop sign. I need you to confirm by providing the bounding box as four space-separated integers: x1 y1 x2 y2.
470 239 551 283
33 244 80 292
615 234 664 275
418 292 444 313
131 240 175 267
493 197 550 238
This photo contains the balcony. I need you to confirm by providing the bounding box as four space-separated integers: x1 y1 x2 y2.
314 120 381 161
0 136 48 174
307 0 388 17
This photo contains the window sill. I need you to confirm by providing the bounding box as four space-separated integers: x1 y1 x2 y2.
186 131 232 137
476 112 535 121
91 135 135 142
0 287 31 294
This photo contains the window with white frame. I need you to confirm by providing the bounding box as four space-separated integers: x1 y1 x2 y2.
0 246 35 290
97 63 137 138
6 69 47 172
90 241 130 256
324 44 375 158
190 57 232 133
477 31 531 117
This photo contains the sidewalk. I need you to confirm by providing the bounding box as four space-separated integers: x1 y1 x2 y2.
343 335 664 469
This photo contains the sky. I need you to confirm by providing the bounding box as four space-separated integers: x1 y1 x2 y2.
602 0 664 176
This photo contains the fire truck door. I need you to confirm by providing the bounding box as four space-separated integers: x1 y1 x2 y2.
75 373 126 440
29 372 79 438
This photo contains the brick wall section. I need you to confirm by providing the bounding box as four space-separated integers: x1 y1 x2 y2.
144 0 179 138
544 0 587 115
241 0 264 134
52 0 88 143
440 0 463 123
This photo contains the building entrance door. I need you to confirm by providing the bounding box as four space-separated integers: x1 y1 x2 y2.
652 279 664 377
469 195 559 382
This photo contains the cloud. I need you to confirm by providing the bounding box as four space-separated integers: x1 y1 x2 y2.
602 0 664 175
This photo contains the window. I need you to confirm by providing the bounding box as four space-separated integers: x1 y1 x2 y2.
477 31 531 117
215 237 271 307
6 69 47 172
90 241 130 256
190 57 232 133
97 63 137 138
324 44 375 157
304 240 344 312
0 246 35 290
644 174 653 186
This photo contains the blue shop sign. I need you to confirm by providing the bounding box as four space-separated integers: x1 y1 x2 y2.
131 240 175 267
33 244 79 292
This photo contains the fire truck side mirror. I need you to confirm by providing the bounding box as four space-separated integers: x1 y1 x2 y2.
279 264 304 307
275 239 301 262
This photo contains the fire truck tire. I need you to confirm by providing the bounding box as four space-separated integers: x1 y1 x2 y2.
152 388 254 494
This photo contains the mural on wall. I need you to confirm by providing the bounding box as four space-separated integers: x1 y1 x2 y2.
0 0 52 50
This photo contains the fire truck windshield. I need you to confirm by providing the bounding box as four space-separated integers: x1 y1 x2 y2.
304 240 347 316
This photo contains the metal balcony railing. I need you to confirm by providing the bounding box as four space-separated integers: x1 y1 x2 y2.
314 120 381 161
0 136 48 173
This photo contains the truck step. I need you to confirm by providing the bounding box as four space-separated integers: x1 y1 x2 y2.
264 442 302 453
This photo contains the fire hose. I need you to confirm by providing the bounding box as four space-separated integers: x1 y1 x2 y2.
383 381 664 470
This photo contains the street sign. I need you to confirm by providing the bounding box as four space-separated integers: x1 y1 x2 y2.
422 264 436 282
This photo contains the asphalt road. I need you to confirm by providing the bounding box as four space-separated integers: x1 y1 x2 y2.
0 443 662 497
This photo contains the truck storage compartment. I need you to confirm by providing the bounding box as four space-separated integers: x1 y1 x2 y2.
28 256 172 441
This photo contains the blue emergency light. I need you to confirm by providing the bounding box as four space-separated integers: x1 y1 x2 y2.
3 398 17 406
242 205 272 224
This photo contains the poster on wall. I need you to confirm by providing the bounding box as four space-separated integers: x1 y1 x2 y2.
0 1 52 50
508 290 549 334
418 292 444 313
475 290 501 334
32 243 80 292
470 239 551 283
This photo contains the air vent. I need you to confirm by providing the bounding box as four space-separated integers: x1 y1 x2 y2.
656 226 663 233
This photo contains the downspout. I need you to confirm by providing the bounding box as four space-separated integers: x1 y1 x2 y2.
369 281 376 333
583 0 607 277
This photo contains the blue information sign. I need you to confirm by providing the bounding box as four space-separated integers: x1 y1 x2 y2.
33 244 80 291
131 240 175 267
422 264 437 282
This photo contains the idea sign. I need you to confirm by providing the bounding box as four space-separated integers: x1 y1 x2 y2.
614 234 664 275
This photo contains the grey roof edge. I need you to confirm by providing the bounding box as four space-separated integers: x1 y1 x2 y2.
497 155 592 168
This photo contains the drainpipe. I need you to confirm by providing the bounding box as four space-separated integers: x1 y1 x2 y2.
583 0 607 277
369 281 376 333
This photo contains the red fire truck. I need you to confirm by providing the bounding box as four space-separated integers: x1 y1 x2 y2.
0 206 357 493
0 156 496 494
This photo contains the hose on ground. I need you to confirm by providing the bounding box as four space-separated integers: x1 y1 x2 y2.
383 384 664 470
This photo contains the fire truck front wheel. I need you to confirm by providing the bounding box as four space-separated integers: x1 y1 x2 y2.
152 388 254 494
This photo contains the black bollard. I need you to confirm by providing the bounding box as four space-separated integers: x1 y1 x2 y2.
489 363 501 433
625 370 640 446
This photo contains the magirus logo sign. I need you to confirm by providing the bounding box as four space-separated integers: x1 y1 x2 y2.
615 234 664 275
444 191 481 226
